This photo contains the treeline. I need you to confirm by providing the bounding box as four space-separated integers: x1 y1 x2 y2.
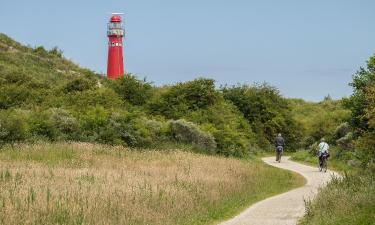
0 33 309 156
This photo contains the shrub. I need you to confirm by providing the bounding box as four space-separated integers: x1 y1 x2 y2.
143 118 168 143
60 88 124 110
33 46 48 57
148 78 219 119
222 83 303 149
63 76 97 93
78 108 163 147
49 108 80 140
79 106 109 142
96 112 129 145
28 110 58 141
49 46 63 58
354 133 375 168
167 119 217 152
110 74 153 105
334 122 351 139
0 110 28 145
212 126 251 157
0 84 30 109
336 132 353 150
187 101 254 156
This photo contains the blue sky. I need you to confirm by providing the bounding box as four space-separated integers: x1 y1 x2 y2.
1 0 374 101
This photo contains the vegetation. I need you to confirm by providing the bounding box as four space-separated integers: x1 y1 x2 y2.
295 55 375 225
0 33 307 224
222 84 303 150
0 33 304 156
1 32 374 224
300 173 375 225
0 142 304 225
291 147 355 172
287 98 350 147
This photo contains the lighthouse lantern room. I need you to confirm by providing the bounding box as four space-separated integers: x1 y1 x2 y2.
107 14 125 80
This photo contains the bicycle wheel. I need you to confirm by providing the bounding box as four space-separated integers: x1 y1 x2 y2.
318 160 322 171
323 160 327 172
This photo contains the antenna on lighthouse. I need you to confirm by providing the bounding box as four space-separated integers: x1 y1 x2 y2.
107 12 124 16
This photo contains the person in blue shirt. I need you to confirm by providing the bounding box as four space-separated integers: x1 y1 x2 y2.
275 133 285 162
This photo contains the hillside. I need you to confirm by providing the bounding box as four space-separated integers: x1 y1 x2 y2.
0 33 313 155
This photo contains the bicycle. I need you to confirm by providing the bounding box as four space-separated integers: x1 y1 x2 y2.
318 153 328 172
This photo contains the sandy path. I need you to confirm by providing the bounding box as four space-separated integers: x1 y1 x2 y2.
218 156 340 225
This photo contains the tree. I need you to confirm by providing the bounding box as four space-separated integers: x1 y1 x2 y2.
148 78 219 119
345 54 375 167
345 55 375 134
111 74 153 106
222 83 302 149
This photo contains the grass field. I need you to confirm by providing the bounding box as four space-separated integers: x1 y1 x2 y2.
0 142 304 225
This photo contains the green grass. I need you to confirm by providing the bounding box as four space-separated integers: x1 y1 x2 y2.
300 172 375 225
0 143 78 166
291 149 374 225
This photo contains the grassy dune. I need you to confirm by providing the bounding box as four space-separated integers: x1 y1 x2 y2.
0 142 304 225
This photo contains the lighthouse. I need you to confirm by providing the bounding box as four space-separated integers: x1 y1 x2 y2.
107 14 125 79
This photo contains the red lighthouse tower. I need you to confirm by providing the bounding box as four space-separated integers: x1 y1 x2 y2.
107 14 125 79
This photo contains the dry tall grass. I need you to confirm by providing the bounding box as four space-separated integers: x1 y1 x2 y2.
0 142 303 224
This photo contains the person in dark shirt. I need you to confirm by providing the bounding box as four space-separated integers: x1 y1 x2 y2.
275 133 285 162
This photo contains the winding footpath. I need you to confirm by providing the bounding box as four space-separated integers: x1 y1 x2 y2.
219 156 340 225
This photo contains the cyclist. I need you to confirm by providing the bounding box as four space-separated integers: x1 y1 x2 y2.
317 138 329 167
274 133 285 162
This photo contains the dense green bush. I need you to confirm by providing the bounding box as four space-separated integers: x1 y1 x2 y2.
334 122 350 139
148 78 219 119
167 119 216 152
336 132 353 150
187 101 254 156
110 74 153 106
288 98 350 148
222 83 302 150
63 76 97 93
0 110 28 145
28 110 59 141
49 108 80 140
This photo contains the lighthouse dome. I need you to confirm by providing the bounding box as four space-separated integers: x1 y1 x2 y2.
110 15 121 22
